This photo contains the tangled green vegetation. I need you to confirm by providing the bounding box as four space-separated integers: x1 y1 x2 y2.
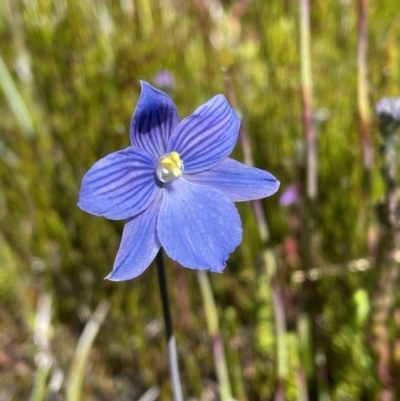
1 0 400 400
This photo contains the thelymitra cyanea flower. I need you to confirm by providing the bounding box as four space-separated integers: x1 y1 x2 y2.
78 81 279 280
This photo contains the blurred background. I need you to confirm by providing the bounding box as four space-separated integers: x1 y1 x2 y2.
1 0 400 400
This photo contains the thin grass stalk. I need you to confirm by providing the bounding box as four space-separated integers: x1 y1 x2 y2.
299 0 318 398
136 0 154 39
31 294 52 401
296 368 309 401
357 0 377 265
371 103 399 401
357 0 372 196
299 0 317 261
4 0 36 130
136 386 161 401
30 356 52 401
197 270 232 401
155 250 184 401
371 262 397 401
271 274 287 401
224 73 288 397
297 312 313 396
0 55 34 137
46 369 64 401
66 301 109 401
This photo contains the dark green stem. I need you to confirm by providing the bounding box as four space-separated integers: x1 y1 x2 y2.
155 249 183 401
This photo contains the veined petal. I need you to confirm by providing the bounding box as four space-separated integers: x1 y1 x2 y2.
130 81 179 158
78 146 158 220
157 178 242 272
185 158 280 202
106 192 162 281
167 95 240 174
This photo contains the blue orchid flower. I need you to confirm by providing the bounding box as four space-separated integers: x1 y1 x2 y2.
78 81 279 281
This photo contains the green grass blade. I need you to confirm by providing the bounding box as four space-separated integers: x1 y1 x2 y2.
66 301 109 401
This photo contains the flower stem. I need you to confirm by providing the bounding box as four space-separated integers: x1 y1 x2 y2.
155 249 183 401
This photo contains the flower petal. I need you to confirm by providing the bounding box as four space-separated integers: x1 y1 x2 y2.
78 146 158 220
279 183 299 206
130 81 179 158
157 178 242 272
167 95 240 173
185 158 280 202
106 192 162 281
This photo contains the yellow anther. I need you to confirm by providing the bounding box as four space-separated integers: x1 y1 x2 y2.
170 151 181 164
156 151 184 183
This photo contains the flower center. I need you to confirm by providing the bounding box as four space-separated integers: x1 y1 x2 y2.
156 151 184 183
